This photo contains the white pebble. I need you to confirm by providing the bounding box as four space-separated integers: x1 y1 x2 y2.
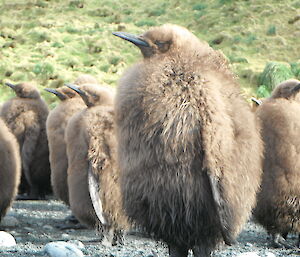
44 241 84 257
43 225 54 230
266 253 276 257
67 240 85 250
0 216 19 227
0 231 16 247
237 253 260 257
61 234 70 239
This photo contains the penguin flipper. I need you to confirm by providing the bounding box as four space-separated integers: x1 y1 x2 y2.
88 162 107 225
206 171 236 246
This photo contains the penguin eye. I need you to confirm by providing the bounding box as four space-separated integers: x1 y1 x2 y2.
155 41 165 48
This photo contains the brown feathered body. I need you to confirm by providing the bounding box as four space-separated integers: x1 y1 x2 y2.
253 79 300 236
87 104 129 231
0 83 51 198
0 118 21 221
115 24 263 253
46 87 85 205
66 84 126 230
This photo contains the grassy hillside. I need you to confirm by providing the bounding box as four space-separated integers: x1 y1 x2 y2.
0 0 299 105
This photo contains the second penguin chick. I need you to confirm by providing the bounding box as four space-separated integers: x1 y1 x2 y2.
253 79 300 248
65 84 127 244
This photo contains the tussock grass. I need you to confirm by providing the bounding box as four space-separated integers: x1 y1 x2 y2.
0 0 299 104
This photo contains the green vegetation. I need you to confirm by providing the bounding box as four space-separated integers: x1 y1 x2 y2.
0 0 299 105
259 62 294 92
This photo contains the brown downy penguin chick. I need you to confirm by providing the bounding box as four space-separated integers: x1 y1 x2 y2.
113 24 263 257
65 84 127 243
0 118 21 222
67 83 127 244
0 82 51 199
45 86 85 206
253 79 300 248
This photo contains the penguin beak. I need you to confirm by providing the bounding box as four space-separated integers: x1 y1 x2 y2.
44 88 65 99
5 82 16 90
112 32 150 47
251 97 262 106
65 83 86 97
292 84 300 94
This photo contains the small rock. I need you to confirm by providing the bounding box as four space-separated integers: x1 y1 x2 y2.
24 227 34 232
0 231 16 247
266 253 276 257
237 253 260 257
0 216 19 227
44 241 84 257
43 225 54 230
245 242 253 247
61 234 70 240
67 240 85 250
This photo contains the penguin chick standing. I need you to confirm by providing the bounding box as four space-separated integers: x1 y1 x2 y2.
1 82 51 199
113 24 263 257
65 83 126 242
0 118 21 222
45 86 85 206
253 79 300 248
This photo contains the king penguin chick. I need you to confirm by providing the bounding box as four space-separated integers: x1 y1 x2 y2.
65 83 127 245
45 86 85 206
253 79 300 248
0 118 21 222
113 24 263 257
1 82 51 199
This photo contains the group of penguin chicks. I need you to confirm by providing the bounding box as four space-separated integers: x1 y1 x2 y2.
0 24 300 257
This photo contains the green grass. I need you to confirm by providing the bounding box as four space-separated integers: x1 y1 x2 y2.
0 0 299 105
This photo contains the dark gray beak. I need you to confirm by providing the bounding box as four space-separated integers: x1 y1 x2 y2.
5 82 16 90
65 83 86 96
292 83 300 94
251 97 262 106
44 88 65 99
112 32 150 47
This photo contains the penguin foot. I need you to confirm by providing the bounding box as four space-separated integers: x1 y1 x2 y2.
55 216 87 230
272 233 295 249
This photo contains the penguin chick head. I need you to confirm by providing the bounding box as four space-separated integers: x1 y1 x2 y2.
59 86 80 99
74 74 98 86
67 83 114 107
6 82 40 99
44 87 67 101
271 79 300 100
113 24 202 58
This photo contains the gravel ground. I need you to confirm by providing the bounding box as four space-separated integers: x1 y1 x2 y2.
0 200 299 257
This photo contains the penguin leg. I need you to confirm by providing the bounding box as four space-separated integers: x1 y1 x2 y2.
272 233 295 249
101 227 115 247
55 215 87 230
282 232 288 240
168 244 188 257
113 229 124 245
192 245 213 257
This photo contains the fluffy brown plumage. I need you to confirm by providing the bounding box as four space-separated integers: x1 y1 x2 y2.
45 86 85 205
0 82 51 199
0 118 21 221
114 24 263 256
74 74 98 86
253 79 300 248
65 84 126 238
